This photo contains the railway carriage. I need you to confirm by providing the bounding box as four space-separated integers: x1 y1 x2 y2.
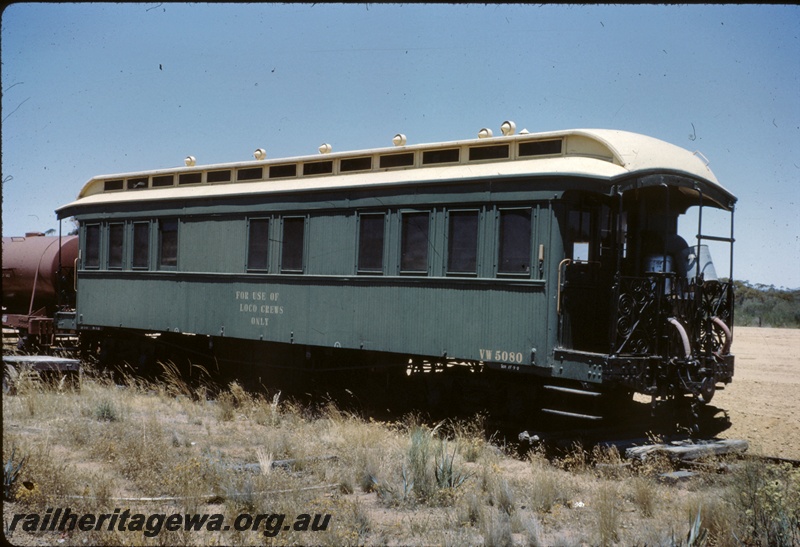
55 124 736 421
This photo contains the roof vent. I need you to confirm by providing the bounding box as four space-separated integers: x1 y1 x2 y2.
478 128 493 139
253 148 267 160
184 156 196 167
319 143 332 154
519 128 530 135
500 120 516 136
392 133 407 147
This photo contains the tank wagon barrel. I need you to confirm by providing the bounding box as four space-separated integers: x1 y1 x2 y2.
53 124 737 428
2 234 79 350
2 235 78 315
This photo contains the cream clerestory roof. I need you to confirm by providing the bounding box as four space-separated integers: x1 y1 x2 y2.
57 129 732 217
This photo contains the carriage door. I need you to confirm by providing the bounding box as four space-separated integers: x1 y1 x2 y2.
558 201 615 352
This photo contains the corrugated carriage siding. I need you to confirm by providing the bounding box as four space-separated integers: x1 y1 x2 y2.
77 274 551 368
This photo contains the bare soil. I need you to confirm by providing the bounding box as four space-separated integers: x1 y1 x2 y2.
712 326 800 460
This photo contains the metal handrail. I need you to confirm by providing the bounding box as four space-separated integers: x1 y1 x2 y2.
556 258 571 315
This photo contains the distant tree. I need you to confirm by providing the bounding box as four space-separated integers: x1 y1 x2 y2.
734 280 800 328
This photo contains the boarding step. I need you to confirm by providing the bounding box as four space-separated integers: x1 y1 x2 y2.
543 384 603 397
541 408 603 421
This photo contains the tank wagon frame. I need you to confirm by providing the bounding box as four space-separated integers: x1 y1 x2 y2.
54 125 736 421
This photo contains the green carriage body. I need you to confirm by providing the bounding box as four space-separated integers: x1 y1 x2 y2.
57 128 736 407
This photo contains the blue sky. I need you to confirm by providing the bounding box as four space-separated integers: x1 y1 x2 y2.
2 3 798 288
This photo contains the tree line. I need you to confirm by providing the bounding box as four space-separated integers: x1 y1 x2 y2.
732 280 800 328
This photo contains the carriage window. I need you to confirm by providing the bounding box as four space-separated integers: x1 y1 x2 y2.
178 172 202 185
126 177 148 190
247 218 270 271
568 209 592 261
85 224 101 269
207 170 231 183
237 167 263 181
422 148 459 165
158 219 178 269
447 211 479 274
340 156 372 172
303 160 333 176
132 222 150 269
281 217 305 273
400 212 430 273
108 223 124 269
498 209 531 274
269 164 297 179
152 175 174 187
358 214 385 274
469 144 509 161
379 153 414 169
519 139 562 157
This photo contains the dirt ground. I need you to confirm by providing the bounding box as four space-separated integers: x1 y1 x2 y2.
712 326 800 460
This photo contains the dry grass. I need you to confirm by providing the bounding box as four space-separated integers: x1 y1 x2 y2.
3 362 799 546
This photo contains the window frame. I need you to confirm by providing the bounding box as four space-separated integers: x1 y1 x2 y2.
446 209 480 276
280 216 306 274
399 210 431 275
356 212 386 274
83 223 101 270
496 207 533 277
132 221 151 270
565 204 597 263
107 222 125 270
246 217 271 272
157 218 179 270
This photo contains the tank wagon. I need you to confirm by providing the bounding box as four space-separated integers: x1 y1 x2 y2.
55 125 736 421
2 234 78 348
